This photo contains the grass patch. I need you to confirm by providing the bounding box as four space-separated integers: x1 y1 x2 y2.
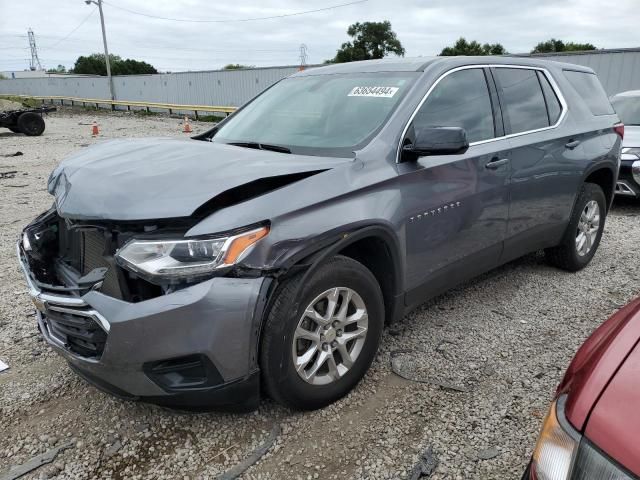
0 95 42 108
196 114 226 123
133 109 159 117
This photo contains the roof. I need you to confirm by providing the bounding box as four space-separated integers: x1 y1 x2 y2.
515 46 640 57
294 55 594 76
294 57 438 75
611 90 640 97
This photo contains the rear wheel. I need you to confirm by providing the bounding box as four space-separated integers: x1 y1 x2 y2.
545 182 606 271
260 255 384 410
17 112 45 136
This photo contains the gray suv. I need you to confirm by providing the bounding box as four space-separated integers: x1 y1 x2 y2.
19 57 622 411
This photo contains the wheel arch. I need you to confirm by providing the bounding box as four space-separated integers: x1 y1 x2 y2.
582 164 616 211
266 224 405 327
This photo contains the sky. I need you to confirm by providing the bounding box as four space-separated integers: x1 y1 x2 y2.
1 0 639 72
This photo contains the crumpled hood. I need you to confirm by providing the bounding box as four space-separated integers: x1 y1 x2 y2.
48 138 346 221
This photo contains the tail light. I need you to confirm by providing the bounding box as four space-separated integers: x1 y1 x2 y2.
614 123 624 139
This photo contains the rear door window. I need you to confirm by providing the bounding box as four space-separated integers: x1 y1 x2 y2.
493 68 549 134
413 68 495 143
537 71 563 124
563 70 614 115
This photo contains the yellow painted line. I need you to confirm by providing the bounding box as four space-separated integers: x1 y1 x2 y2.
0 94 237 113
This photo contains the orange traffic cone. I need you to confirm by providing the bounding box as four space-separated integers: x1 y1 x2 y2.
183 116 193 133
91 121 99 136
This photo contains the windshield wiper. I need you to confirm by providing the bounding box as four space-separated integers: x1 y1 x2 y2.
227 141 291 154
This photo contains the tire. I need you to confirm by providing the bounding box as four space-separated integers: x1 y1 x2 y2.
8 127 21 133
260 255 384 410
545 182 606 271
17 112 45 136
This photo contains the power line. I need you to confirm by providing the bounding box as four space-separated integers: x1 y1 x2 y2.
48 7 97 49
101 0 369 23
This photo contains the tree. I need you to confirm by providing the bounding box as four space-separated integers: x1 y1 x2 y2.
329 21 405 63
46 64 67 74
531 39 596 54
223 64 253 70
440 38 507 56
71 54 157 76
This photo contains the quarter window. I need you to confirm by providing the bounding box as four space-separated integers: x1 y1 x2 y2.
537 71 562 124
563 70 614 116
494 68 550 134
413 68 495 143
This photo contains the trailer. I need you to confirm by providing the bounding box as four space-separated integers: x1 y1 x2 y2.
0 106 56 136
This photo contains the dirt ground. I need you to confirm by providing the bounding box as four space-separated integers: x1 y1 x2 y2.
0 108 639 480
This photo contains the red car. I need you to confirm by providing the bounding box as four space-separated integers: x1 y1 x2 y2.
526 296 640 479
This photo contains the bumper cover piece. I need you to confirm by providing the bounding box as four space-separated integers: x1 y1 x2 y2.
19 242 270 410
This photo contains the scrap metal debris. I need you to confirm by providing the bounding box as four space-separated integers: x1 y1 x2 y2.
390 349 469 393
0 359 8 372
409 447 438 479
216 423 280 480
0 440 74 480
0 171 17 179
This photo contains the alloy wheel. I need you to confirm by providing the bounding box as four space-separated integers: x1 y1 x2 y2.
292 287 368 386
575 200 600 257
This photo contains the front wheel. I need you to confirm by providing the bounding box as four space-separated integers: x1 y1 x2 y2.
545 182 606 271
260 255 384 410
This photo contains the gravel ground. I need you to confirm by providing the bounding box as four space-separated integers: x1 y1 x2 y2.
0 109 639 480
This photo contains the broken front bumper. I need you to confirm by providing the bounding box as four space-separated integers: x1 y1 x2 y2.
18 243 270 410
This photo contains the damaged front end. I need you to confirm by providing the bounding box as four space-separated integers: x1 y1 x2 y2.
22 207 168 303
18 207 272 410
21 207 269 304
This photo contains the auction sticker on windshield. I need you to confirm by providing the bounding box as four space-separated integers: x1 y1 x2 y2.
348 86 399 98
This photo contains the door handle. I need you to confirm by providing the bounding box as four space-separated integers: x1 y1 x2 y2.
485 157 509 169
565 140 581 149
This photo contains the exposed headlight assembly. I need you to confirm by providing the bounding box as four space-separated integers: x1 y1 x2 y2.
115 225 268 282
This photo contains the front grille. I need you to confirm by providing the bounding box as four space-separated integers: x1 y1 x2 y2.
43 308 107 359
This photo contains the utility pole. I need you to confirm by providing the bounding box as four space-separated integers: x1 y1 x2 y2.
27 29 43 71
86 0 115 105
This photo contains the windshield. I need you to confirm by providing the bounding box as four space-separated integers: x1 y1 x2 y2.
213 72 418 156
611 95 640 125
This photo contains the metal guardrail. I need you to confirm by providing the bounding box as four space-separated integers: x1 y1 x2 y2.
1 94 237 118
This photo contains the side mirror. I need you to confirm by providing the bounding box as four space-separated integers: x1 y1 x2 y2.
402 126 469 159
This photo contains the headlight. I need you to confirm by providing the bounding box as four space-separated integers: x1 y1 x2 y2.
116 225 268 282
530 395 635 480
531 395 579 480
621 147 640 162
621 147 640 157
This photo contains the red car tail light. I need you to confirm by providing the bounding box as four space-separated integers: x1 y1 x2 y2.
614 123 625 139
